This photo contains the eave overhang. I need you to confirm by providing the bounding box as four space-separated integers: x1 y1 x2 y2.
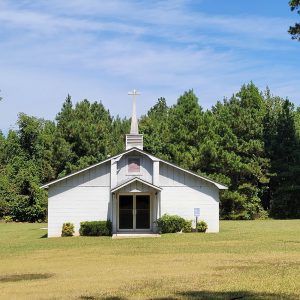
111 177 162 193
40 147 227 190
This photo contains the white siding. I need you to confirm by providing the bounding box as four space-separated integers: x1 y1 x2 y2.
54 162 110 188
117 151 153 184
159 162 219 232
48 162 111 237
160 163 209 187
47 154 221 236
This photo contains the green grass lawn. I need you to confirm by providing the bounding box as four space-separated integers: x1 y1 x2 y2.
0 220 299 300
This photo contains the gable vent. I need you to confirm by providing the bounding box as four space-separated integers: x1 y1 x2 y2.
126 134 143 150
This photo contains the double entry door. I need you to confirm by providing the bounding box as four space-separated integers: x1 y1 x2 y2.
118 194 151 231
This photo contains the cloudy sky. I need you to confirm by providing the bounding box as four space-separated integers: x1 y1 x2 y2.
0 0 299 132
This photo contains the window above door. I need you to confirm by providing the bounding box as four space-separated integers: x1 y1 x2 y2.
127 157 141 175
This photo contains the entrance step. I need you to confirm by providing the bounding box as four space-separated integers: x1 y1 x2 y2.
112 233 161 239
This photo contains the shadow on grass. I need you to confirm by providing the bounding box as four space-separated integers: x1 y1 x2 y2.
40 233 48 238
80 290 298 300
175 290 297 299
0 273 53 283
80 297 127 300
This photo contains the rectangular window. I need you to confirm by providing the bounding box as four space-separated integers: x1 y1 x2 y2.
128 157 140 173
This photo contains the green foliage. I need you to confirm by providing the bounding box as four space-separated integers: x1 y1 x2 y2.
79 221 112 236
61 222 75 237
258 209 269 220
168 90 204 169
0 84 299 222
196 220 208 232
288 0 300 41
206 83 271 219
140 98 170 160
0 95 128 222
182 220 193 233
3 216 13 223
56 97 113 164
0 199 9 218
265 100 300 218
156 214 187 233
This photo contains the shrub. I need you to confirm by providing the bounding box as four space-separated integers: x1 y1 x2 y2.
4 215 13 223
258 209 269 220
0 200 10 218
8 194 47 222
79 220 112 236
196 220 208 233
156 214 187 233
61 222 75 237
182 220 192 233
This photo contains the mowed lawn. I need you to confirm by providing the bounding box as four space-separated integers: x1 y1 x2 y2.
0 221 299 300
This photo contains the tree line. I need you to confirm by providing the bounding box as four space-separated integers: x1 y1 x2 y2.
289 0 300 41
0 83 299 222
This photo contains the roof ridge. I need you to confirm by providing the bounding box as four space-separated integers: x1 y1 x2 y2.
40 147 227 190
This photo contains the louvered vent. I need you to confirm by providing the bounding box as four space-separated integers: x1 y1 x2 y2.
126 134 143 150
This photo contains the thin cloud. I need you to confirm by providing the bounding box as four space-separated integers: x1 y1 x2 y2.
0 0 299 131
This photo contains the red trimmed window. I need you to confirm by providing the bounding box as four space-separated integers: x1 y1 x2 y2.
128 157 140 173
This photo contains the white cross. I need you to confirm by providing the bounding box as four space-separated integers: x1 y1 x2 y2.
128 89 141 99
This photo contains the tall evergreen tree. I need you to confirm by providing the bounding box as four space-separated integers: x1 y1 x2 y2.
167 90 204 170
0 85 299 222
140 97 170 160
209 83 270 219
56 96 113 174
269 100 300 218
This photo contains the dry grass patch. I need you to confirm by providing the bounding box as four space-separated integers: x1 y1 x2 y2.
0 220 299 299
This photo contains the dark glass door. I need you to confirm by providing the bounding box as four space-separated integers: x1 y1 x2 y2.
119 195 133 229
136 195 150 229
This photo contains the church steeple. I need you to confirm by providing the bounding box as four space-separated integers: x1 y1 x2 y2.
126 89 143 150
129 89 139 134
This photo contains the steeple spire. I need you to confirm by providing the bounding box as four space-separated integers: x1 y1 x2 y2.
128 89 140 134
126 89 143 150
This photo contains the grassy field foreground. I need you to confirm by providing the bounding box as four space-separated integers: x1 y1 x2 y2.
0 220 299 300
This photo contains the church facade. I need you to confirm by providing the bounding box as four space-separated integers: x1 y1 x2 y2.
42 91 227 237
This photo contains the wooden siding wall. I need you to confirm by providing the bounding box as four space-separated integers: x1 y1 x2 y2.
159 162 219 232
48 154 220 236
48 162 111 237
117 152 153 185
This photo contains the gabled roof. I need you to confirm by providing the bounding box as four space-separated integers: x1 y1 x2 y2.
111 177 162 193
40 147 146 189
159 160 227 190
40 147 227 190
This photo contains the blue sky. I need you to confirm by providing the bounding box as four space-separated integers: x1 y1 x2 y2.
0 0 299 133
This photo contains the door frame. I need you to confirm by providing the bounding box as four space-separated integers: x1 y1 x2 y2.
117 193 152 232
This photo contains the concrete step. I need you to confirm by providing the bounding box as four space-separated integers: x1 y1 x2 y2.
112 233 161 239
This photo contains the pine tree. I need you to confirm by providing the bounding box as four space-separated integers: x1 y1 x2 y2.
269 100 300 218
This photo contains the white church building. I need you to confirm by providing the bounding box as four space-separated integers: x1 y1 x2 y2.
42 91 227 237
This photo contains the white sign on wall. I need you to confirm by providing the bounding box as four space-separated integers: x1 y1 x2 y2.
194 208 200 217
